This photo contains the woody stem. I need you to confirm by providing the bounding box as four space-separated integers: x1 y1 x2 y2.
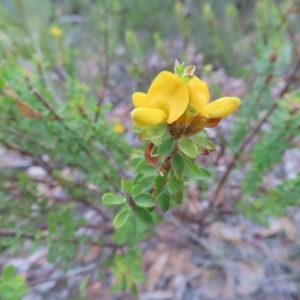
160 139 179 173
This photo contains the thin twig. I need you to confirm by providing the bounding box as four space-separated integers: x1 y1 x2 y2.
31 89 61 120
31 32 61 103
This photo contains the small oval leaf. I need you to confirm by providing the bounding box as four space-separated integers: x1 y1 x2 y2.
138 176 156 192
193 135 216 151
158 193 170 211
113 209 131 228
135 207 153 225
121 180 133 193
136 159 156 173
154 174 167 197
167 176 184 195
158 137 175 157
0 77 5 90
138 123 166 141
172 192 183 205
171 152 185 180
2 265 15 280
178 136 198 158
131 184 142 197
102 193 127 205
130 155 144 170
184 160 212 180
134 193 156 207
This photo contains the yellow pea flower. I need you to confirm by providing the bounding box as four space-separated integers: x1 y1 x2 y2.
186 76 240 120
130 70 240 128
131 71 189 127
50 26 62 37
113 123 125 134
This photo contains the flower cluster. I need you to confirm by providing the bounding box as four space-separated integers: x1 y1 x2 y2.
130 63 240 136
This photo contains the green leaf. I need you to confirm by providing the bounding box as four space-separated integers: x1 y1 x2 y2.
133 173 143 184
0 77 5 90
134 193 156 207
2 265 15 280
151 145 158 156
138 176 155 192
131 125 140 133
130 155 144 170
158 193 170 211
79 276 89 294
158 137 175 156
178 136 198 158
199 168 212 179
130 284 138 296
110 283 121 293
184 160 212 180
120 274 127 291
131 184 142 197
198 129 208 136
113 209 131 229
138 123 166 141
171 152 185 180
47 214 57 236
11 276 26 288
151 132 170 146
121 180 133 193
172 192 183 205
167 176 184 195
111 227 131 245
136 159 156 173
154 174 168 197
193 135 216 151
102 193 127 205
135 207 153 225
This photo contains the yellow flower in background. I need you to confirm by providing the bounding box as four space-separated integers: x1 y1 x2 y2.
203 64 213 73
175 1 183 14
50 26 62 37
130 70 240 128
113 123 125 134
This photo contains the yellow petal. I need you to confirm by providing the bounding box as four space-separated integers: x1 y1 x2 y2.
132 92 147 108
186 76 210 117
146 71 189 124
130 107 168 127
204 97 240 118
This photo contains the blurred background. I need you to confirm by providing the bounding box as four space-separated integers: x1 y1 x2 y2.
0 0 300 299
